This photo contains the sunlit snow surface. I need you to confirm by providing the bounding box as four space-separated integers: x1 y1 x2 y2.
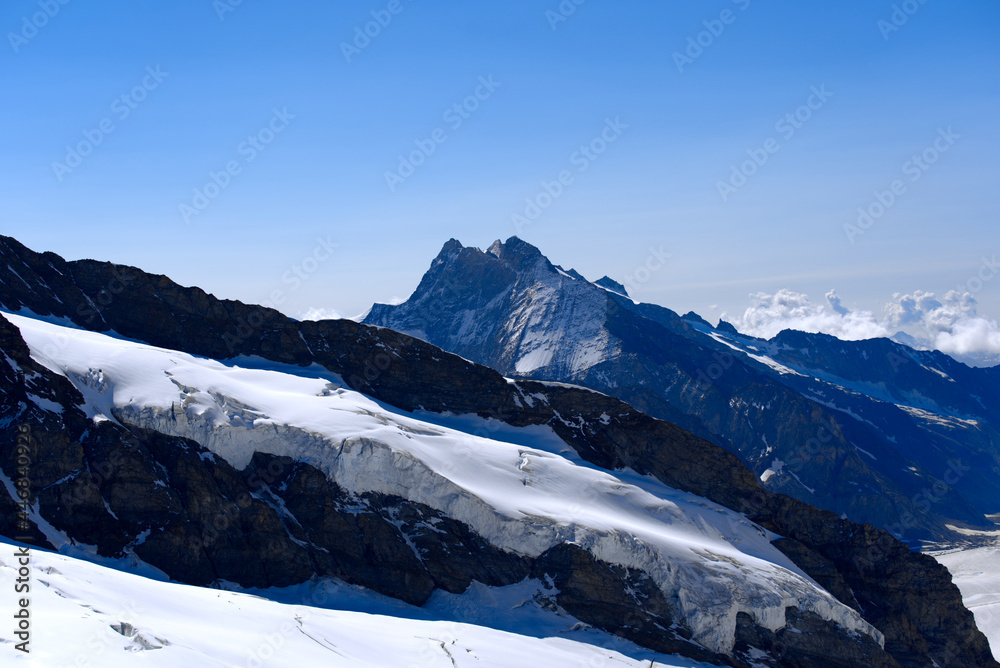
3 313 882 654
931 541 1000 661
0 539 715 667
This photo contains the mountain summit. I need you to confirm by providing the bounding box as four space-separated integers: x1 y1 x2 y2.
365 237 1000 543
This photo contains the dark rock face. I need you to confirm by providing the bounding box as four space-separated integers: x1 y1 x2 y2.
772 538 861 612
682 311 713 328
753 494 997 668
534 544 900 668
733 608 898 668
532 543 728 665
717 320 739 335
1 235 997 667
362 237 1000 541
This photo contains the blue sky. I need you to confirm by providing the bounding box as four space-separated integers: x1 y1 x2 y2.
2 1 998 354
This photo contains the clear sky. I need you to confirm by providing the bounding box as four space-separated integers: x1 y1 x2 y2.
2 1 998 355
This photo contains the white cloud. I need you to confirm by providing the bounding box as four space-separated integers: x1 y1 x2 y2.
883 290 943 327
299 307 343 321
884 290 1000 359
736 289 888 341
731 288 1000 365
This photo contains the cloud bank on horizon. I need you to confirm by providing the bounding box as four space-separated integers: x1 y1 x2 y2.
299 306 343 321
729 288 1000 367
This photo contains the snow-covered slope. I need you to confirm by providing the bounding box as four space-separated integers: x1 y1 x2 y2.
503 261 615 376
0 539 715 667
932 540 1000 660
4 312 882 656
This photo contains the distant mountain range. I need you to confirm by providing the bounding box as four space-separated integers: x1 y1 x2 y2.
365 237 1000 544
889 329 1000 369
1 234 996 667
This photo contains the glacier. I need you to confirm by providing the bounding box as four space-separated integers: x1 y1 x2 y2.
5 312 885 655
